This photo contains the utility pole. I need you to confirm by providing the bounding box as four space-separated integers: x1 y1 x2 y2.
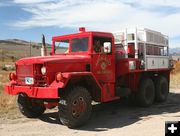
0 49 2 61
29 41 31 57
0 49 5 62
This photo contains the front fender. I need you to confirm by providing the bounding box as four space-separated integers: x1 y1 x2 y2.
49 72 102 90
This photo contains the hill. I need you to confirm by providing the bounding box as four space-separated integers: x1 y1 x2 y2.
0 39 65 61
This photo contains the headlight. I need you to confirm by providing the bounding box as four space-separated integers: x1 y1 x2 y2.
41 66 46 75
129 61 136 70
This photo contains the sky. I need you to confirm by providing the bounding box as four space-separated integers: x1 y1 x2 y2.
0 0 180 48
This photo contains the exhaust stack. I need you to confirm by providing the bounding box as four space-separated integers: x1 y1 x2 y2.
41 34 47 56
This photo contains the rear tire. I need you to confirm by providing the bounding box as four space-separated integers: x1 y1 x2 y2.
58 87 92 128
136 78 155 107
155 76 169 102
17 94 45 118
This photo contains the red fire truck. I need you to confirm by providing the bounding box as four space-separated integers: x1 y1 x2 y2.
4 27 171 128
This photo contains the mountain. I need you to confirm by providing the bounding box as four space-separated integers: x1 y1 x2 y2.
0 39 51 46
169 47 180 56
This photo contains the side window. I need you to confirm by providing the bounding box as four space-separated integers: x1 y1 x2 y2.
146 45 168 56
160 46 168 56
55 40 69 54
93 37 112 53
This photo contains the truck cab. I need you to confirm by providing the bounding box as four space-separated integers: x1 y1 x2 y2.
51 28 117 102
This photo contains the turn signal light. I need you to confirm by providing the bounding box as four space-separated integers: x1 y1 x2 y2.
9 72 17 81
56 72 64 82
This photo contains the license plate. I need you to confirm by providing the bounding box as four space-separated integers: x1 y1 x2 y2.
25 77 34 85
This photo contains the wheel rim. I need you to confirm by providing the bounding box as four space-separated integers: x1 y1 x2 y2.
72 97 86 118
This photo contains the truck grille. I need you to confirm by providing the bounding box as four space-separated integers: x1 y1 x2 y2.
17 65 33 85
17 65 46 86
35 75 47 86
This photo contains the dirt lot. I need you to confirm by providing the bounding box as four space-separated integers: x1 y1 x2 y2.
0 89 180 136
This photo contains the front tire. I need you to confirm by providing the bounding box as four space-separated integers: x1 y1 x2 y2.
17 94 46 118
58 87 92 128
136 78 155 107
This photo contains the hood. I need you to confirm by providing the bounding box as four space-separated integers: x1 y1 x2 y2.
16 54 91 65
15 54 91 85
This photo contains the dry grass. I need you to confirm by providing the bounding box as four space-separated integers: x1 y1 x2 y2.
0 92 22 119
171 61 180 74
170 60 180 89
0 66 18 118
170 73 180 89
0 93 16 112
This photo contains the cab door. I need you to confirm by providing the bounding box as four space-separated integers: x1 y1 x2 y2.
91 36 115 83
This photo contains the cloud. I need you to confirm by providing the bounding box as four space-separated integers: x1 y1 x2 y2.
12 0 180 47
13 0 56 4
138 0 180 8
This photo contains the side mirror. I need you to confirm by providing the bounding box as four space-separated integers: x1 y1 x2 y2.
103 42 111 53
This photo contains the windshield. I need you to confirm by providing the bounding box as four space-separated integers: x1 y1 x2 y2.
55 40 69 54
71 37 89 52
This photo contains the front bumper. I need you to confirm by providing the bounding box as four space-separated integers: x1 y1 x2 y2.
4 84 59 99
